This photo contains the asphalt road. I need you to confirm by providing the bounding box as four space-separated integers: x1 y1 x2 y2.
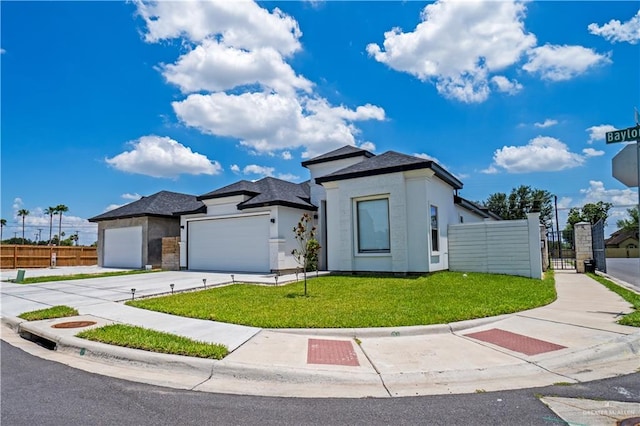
606 257 640 289
2 341 640 426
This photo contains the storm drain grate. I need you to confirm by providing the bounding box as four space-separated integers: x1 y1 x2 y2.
307 338 360 366
464 328 566 356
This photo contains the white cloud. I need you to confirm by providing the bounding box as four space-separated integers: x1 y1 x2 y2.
277 173 300 181
588 9 640 44
104 204 124 212
491 76 522 95
12 197 24 212
414 152 441 163
135 0 302 56
281 151 293 160
556 196 573 209
172 93 384 157
106 135 222 178
580 180 638 206
480 165 499 175
366 0 536 103
243 164 275 177
230 164 240 173
137 0 384 158
489 136 585 173
586 124 617 143
359 142 376 152
582 148 605 157
122 193 142 201
161 40 312 95
534 119 558 128
523 44 611 81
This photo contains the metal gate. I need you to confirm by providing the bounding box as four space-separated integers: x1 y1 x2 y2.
547 230 575 270
591 219 607 273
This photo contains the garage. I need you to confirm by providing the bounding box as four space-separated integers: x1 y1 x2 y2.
187 215 270 272
104 226 143 268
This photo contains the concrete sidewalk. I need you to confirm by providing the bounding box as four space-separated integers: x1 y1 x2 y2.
1 268 639 399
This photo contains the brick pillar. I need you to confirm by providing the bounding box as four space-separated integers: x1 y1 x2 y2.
574 222 592 273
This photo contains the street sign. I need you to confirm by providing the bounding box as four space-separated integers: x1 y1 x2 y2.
612 143 639 187
606 126 640 144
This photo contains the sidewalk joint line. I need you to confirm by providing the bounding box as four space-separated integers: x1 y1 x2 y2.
354 337 392 397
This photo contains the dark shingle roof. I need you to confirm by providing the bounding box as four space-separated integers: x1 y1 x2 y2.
454 195 502 220
315 151 463 189
89 191 204 222
301 145 374 167
198 177 316 211
605 229 639 247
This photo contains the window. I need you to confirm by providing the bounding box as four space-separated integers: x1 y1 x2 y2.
356 198 390 253
430 205 439 252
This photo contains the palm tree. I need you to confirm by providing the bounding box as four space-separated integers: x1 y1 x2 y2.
55 204 68 246
44 206 56 245
17 209 29 244
0 218 6 244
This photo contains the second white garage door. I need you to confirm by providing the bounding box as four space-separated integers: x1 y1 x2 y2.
104 226 143 269
187 215 270 272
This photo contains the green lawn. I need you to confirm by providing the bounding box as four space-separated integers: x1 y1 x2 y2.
588 273 640 327
14 269 161 284
18 305 79 321
76 324 228 359
127 271 556 328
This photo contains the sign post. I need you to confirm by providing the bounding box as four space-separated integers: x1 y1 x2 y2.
607 116 640 281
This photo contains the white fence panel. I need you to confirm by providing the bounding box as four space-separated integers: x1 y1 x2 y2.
448 213 542 279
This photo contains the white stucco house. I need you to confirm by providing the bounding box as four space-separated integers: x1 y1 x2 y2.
91 145 498 273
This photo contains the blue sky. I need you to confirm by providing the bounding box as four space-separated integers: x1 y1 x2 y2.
2 0 639 246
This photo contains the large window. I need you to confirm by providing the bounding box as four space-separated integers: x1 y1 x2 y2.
357 198 390 253
430 205 439 252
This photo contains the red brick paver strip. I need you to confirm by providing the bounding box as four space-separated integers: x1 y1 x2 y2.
307 338 360 366
464 328 567 356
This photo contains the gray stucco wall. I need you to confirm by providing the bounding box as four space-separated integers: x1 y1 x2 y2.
95 216 180 268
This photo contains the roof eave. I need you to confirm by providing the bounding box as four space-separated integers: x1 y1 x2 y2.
316 162 463 189
301 150 374 167
197 190 259 201
238 200 317 211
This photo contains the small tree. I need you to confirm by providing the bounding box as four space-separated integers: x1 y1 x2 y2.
291 213 321 296
616 207 639 233
0 218 6 244
55 204 69 246
17 209 29 245
44 206 56 245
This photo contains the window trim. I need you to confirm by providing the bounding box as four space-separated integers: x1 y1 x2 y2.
430 204 440 254
354 196 391 255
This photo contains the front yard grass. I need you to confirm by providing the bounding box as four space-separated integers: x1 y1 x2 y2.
15 269 161 284
127 271 556 328
588 273 640 327
18 305 79 321
76 324 228 359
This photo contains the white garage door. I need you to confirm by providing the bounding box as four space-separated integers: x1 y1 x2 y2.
104 226 143 268
188 215 270 272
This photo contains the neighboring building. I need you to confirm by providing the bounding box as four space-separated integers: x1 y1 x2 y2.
89 191 203 268
605 229 639 249
605 228 639 258
91 146 495 273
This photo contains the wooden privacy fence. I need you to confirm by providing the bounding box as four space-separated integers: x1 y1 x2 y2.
0 245 97 269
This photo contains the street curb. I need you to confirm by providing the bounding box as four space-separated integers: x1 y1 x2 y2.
595 271 640 295
270 314 513 338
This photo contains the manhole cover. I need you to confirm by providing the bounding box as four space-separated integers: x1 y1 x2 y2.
618 417 640 426
51 321 97 329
